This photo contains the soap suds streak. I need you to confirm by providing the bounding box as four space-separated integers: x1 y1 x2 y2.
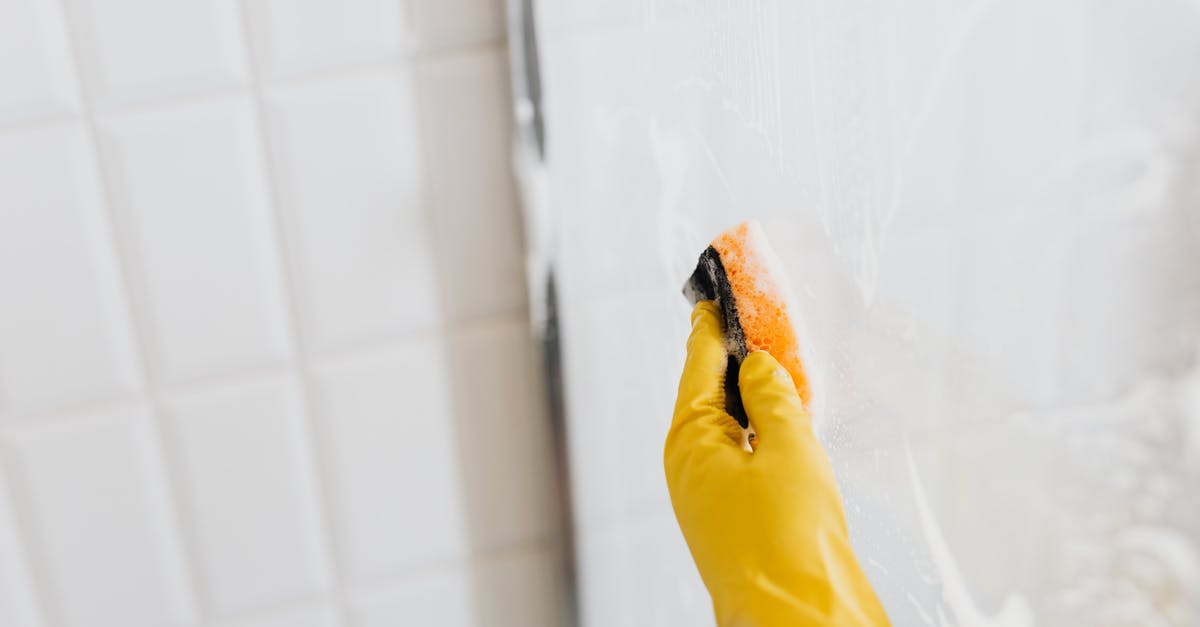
905 440 1035 627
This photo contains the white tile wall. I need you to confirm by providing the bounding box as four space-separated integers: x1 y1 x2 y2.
67 0 249 107
98 98 293 384
263 70 436 353
0 125 139 417
0 1 562 626
0 0 79 126
246 0 407 79
212 602 342 627
310 340 467 582
0 467 43 627
163 376 330 616
2 410 195 627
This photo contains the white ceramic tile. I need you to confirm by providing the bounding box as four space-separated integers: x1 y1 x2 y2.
350 568 474 627
410 0 502 52
163 376 329 616
247 0 407 78
473 548 563 627
446 320 555 552
0 469 42 627
310 338 466 581
0 0 79 125
4 409 194 627
67 0 247 106
209 600 341 627
98 98 292 384
264 71 437 352
417 49 525 322
0 124 139 416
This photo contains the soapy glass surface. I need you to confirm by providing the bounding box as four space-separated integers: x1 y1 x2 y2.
537 1 1200 625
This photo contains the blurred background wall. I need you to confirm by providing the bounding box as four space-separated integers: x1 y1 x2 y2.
530 0 1200 625
0 1 566 626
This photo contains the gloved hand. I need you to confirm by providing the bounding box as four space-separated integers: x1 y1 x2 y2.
664 301 890 627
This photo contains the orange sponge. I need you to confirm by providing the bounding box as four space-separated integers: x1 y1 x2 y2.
683 220 811 426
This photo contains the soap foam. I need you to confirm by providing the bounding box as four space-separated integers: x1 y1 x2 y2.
711 220 813 406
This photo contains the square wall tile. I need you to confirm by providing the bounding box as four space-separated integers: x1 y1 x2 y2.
410 0 503 52
0 468 43 627
3 409 195 627
310 338 467 582
98 98 292 384
0 124 139 417
350 568 474 627
417 48 525 323
247 0 407 78
67 0 247 106
163 376 329 616
0 0 79 125
264 70 437 353
445 320 555 552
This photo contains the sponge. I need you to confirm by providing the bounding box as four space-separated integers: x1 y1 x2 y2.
682 220 811 429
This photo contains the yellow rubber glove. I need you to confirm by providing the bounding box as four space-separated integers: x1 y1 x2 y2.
665 301 890 627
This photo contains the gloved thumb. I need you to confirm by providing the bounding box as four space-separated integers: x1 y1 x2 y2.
673 301 728 420
668 301 745 450
738 350 810 451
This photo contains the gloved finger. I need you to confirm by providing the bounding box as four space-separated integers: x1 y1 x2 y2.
669 302 744 446
739 350 811 449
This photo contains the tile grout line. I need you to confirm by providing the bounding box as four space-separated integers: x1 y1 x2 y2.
0 310 531 435
47 0 209 623
204 536 560 627
0 450 53 627
0 41 508 139
0 0 68 614
230 1 356 624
